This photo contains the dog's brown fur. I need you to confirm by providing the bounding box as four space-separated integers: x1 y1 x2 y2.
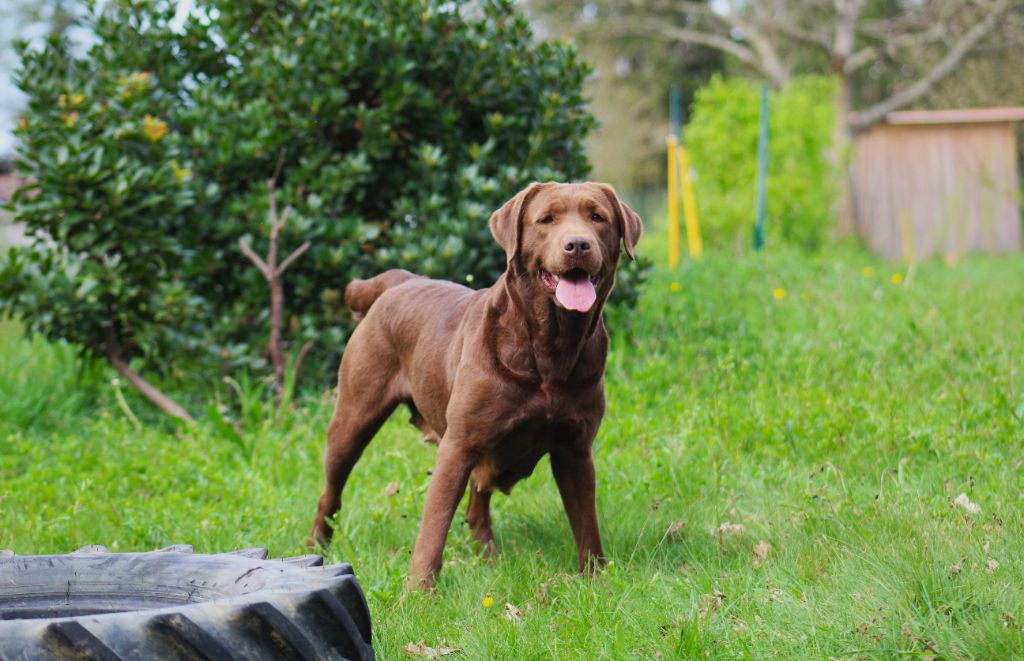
310 182 642 589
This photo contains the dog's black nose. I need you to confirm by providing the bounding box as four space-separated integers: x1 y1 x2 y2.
562 235 591 256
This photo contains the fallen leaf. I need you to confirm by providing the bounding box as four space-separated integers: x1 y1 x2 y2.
986 558 999 572
503 602 522 622
953 493 980 514
385 481 399 495
698 591 725 620
402 640 459 659
753 540 772 567
665 520 686 542
709 522 745 537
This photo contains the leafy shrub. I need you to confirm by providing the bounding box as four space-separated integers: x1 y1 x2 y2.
2 0 635 390
685 75 837 250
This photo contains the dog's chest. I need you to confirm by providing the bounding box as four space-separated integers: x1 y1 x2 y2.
470 394 595 495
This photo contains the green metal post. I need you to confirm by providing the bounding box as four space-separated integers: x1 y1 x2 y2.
670 87 681 138
754 85 769 251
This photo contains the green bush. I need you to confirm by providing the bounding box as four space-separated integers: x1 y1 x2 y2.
3 0 628 390
685 75 837 250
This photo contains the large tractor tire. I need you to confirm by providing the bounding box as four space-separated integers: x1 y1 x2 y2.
0 545 374 660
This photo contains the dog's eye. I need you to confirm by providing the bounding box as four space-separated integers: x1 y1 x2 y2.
590 213 605 223
538 215 554 224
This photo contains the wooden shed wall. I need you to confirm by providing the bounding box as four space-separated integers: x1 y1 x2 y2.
851 122 1021 260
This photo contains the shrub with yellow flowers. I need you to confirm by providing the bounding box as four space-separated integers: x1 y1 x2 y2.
2 0 612 397
3 20 198 375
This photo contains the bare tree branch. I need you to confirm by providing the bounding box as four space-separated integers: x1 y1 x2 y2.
239 181 311 400
276 241 311 275
238 238 271 279
602 19 788 86
845 19 956 74
103 326 194 424
844 46 877 73
851 0 1011 130
758 14 832 51
719 0 791 85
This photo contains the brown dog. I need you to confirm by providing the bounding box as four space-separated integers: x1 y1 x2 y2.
310 181 642 589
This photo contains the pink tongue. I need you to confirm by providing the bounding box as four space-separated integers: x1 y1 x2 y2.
555 276 597 312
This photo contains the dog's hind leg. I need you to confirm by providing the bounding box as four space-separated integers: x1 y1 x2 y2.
407 402 441 445
465 482 495 557
310 329 402 548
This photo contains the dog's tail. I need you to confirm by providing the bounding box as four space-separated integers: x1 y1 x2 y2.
345 269 419 320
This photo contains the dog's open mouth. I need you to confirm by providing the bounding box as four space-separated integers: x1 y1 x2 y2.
541 268 598 313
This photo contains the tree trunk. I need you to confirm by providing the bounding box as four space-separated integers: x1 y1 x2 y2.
268 279 286 396
832 74 857 236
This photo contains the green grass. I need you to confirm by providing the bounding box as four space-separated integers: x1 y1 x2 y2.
2 243 1024 659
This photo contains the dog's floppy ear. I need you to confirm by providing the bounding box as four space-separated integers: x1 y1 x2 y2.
596 183 643 260
489 182 543 262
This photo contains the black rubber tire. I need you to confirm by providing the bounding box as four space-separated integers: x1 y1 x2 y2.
0 545 374 661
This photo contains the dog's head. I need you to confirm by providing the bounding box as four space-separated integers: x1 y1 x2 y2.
489 182 642 313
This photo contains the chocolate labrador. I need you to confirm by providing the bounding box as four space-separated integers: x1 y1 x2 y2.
310 181 642 589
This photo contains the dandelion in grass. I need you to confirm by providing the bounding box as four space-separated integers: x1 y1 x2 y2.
482 595 494 608
670 282 682 293
891 273 903 285
862 266 874 278
773 288 786 299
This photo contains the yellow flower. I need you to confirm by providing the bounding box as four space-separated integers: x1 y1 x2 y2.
482 596 494 608
171 160 191 182
862 266 873 278
891 273 903 285
60 111 79 128
60 92 85 109
143 115 168 142
773 288 786 299
670 282 682 293
120 71 151 99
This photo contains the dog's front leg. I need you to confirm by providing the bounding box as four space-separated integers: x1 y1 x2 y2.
551 445 606 574
409 437 479 590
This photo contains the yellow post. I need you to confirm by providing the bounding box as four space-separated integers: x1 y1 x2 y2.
666 135 681 270
676 145 703 259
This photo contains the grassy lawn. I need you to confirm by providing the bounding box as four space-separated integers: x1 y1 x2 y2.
2 242 1023 659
